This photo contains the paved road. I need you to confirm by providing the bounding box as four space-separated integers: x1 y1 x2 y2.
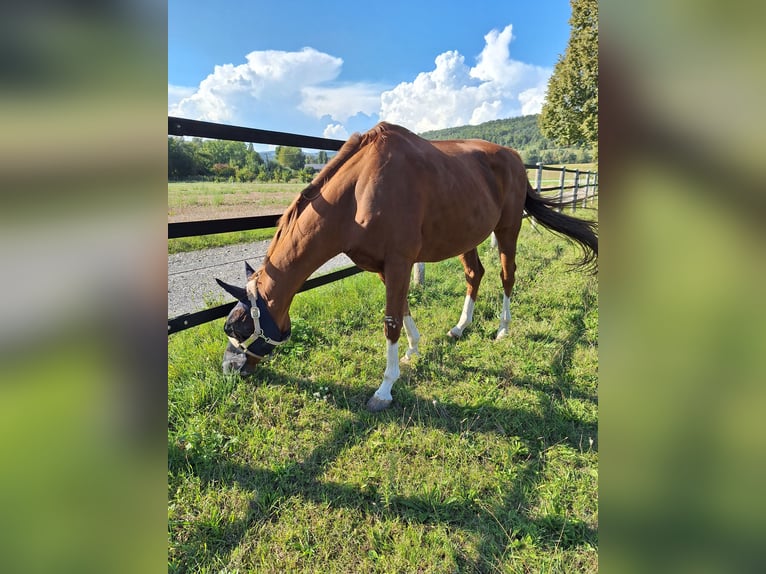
168 240 354 318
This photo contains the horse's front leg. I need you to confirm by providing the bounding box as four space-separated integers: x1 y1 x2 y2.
377 273 420 363
367 265 411 412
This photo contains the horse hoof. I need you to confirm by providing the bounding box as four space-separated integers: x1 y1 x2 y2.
447 328 462 339
495 328 509 340
366 395 392 412
401 351 419 364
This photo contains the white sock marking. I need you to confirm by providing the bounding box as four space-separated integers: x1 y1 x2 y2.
496 294 512 339
402 315 420 361
373 339 399 402
449 295 475 338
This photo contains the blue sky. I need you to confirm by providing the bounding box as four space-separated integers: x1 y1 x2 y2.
169 0 572 144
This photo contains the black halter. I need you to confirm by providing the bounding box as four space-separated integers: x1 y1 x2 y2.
228 293 291 360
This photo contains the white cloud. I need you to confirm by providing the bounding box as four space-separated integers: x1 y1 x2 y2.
168 24 552 138
470 100 502 125
168 47 385 137
300 84 383 123
518 85 547 115
323 123 349 140
379 24 551 132
169 47 346 125
168 84 196 110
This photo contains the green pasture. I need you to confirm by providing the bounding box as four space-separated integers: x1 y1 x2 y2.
168 206 599 573
168 181 305 210
168 229 277 254
168 182 304 253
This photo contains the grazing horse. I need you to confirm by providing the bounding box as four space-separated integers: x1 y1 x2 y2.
216 122 597 411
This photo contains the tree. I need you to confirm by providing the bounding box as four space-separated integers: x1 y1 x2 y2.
275 146 305 170
168 137 195 179
539 0 598 155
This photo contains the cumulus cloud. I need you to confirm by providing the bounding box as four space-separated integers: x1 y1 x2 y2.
168 24 552 137
518 86 548 116
323 123 349 140
169 46 389 136
168 84 196 110
169 47 353 126
300 83 383 123
380 24 551 132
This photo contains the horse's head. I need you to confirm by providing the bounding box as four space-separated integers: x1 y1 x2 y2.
216 262 291 375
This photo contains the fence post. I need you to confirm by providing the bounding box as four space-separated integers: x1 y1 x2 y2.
535 162 543 195
412 262 425 287
558 167 566 212
584 171 591 207
530 162 543 229
572 170 580 213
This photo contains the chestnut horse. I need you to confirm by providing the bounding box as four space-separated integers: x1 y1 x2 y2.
216 122 597 411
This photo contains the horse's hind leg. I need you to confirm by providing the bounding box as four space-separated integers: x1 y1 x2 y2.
493 218 523 339
448 249 485 338
401 298 420 362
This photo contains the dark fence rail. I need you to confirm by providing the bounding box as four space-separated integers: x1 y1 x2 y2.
169 214 281 239
168 117 597 335
169 116 346 150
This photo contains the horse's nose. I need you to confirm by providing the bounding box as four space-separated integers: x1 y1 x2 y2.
222 347 261 375
222 347 247 374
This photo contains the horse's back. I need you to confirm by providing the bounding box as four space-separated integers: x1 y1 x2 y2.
356 125 526 260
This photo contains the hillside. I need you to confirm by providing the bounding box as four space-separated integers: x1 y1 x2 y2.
420 114 593 164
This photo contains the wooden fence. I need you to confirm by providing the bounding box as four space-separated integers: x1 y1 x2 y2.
167 117 597 335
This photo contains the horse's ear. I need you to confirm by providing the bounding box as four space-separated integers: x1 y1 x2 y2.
245 261 256 280
216 278 249 304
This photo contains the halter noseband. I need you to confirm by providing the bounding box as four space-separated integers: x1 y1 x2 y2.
228 288 291 360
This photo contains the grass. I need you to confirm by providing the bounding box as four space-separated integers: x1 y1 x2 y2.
168 205 598 573
168 182 304 253
168 229 277 254
168 181 305 211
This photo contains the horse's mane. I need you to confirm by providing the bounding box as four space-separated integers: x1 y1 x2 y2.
265 130 371 260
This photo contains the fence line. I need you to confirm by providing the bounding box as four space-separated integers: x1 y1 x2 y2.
168 118 597 335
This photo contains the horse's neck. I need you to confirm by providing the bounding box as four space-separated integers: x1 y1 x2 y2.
258 207 343 331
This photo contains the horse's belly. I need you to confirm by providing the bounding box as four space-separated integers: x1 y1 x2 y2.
416 205 499 261
417 224 495 261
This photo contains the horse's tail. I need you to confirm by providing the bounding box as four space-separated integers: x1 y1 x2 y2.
524 182 598 271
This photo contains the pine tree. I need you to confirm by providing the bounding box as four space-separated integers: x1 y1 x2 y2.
540 0 598 155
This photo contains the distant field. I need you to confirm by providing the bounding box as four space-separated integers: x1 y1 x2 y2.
168 182 304 253
533 164 599 190
545 163 598 172
168 181 304 221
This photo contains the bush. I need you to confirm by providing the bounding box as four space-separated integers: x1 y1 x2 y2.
212 163 236 181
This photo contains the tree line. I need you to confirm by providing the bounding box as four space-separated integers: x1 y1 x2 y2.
168 137 329 182
169 111 594 183
420 114 594 165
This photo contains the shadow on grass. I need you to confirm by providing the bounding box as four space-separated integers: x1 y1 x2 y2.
169 368 597 571
169 259 597 571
